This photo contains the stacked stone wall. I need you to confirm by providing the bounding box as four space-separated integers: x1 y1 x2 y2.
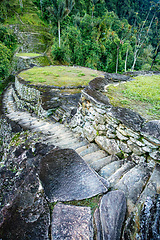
13 74 160 165
13 76 47 118
69 78 160 165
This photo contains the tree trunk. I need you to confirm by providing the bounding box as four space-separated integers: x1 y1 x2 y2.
19 0 23 8
150 45 160 70
116 45 119 73
58 20 61 48
131 48 138 71
125 47 129 72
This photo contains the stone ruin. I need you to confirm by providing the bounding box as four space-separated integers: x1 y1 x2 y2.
0 70 160 239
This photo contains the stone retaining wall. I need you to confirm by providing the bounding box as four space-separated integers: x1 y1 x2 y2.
13 76 47 118
69 77 160 165
13 75 81 121
13 73 160 165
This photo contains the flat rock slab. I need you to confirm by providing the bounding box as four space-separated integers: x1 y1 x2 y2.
39 149 108 202
114 164 151 205
89 77 108 90
139 164 160 203
51 203 93 240
111 107 144 132
96 190 126 240
82 88 111 106
105 73 130 82
141 120 160 141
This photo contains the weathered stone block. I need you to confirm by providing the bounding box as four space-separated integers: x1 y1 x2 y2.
83 122 97 142
116 130 128 140
95 136 120 155
127 140 145 155
99 160 125 179
115 164 151 207
82 88 111 107
51 203 93 240
149 150 160 161
39 149 107 202
111 107 144 132
99 191 126 240
141 120 160 141
119 141 131 153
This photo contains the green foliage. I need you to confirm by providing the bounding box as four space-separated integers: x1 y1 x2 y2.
51 43 70 64
0 25 17 82
0 43 12 81
0 25 17 51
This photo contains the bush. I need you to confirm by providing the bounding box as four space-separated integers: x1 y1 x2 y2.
51 43 71 64
0 43 12 80
0 25 17 51
141 63 151 71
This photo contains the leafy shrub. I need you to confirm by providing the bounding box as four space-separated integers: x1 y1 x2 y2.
0 43 12 80
0 25 17 51
51 43 70 64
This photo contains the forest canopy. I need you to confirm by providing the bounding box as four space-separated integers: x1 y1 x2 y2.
0 0 160 81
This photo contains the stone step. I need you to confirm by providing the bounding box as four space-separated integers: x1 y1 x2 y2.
89 155 119 172
107 161 136 187
75 144 90 154
61 140 89 150
79 143 100 157
99 160 126 179
83 150 108 165
49 115 60 122
44 136 87 149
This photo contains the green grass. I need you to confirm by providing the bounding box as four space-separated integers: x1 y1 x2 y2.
19 66 103 87
16 53 42 58
49 195 102 216
106 75 160 120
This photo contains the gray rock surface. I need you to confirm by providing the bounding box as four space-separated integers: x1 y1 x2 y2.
111 107 144 132
141 120 160 141
99 191 126 240
89 77 108 90
39 148 108 202
51 203 93 240
107 161 136 187
94 208 103 240
105 73 131 82
89 155 119 172
99 160 125 179
138 164 160 203
115 164 151 208
82 88 111 106
95 136 120 155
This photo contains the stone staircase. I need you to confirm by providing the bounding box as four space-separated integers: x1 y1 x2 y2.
2 83 160 239
3 84 159 203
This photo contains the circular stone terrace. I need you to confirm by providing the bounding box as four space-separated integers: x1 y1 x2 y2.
18 65 105 88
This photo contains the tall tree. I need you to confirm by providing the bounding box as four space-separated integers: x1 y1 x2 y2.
48 0 75 47
131 6 156 71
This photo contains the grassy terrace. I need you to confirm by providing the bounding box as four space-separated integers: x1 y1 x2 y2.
19 66 104 87
106 74 160 120
16 53 42 58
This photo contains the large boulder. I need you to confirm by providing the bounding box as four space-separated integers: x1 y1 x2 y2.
39 148 108 202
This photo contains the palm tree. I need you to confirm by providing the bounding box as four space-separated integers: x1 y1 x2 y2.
48 0 75 47
91 0 98 18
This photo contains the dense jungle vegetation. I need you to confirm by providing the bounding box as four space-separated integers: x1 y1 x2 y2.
0 0 160 85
